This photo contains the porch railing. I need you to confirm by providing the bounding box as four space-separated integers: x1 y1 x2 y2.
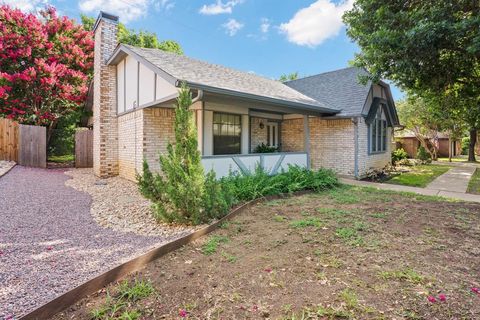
201 152 308 178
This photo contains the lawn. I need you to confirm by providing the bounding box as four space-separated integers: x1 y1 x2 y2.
467 168 480 195
438 156 478 163
54 186 480 320
47 154 74 163
386 164 451 187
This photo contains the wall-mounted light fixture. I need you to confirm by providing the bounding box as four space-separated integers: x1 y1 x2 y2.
259 122 265 129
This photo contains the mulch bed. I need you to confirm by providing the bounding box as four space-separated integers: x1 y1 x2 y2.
54 186 480 319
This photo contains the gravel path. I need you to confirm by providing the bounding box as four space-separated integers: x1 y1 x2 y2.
0 167 193 319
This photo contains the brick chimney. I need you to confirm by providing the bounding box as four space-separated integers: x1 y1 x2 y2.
92 12 119 178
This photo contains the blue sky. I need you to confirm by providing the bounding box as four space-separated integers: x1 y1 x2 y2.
5 0 403 100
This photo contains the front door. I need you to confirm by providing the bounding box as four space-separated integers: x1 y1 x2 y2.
266 122 279 148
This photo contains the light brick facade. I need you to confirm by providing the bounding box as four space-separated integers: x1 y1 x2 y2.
117 108 175 181
281 118 304 152
250 117 268 152
93 15 119 178
309 118 356 176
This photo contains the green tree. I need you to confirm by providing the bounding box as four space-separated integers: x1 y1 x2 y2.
343 0 480 161
278 72 299 82
81 15 183 54
137 85 230 224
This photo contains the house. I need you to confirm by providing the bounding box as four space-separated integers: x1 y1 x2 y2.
396 130 462 158
92 12 400 181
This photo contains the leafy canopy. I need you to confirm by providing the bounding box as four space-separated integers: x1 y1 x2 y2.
81 15 183 55
278 72 299 82
0 6 93 125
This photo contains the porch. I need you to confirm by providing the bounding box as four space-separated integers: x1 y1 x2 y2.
192 94 316 178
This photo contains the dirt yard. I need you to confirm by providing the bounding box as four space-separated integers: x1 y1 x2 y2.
54 186 480 319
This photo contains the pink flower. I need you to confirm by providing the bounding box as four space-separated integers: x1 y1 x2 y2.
47 246 52 251
427 296 436 303
0 250 3 256
438 294 446 302
264 268 272 273
472 287 480 294
179 309 187 317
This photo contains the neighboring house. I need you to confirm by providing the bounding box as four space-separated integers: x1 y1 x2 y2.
92 12 400 181
396 130 462 158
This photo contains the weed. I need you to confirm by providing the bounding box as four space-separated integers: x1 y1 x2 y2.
118 279 154 301
370 212 387 219
340 288 359 309
221 252 238 263
202 235 229 255
290 217 322 228
218 221 230 229
119 310 141 320
379 268 425 284
274 215 287 222
336 227 364 246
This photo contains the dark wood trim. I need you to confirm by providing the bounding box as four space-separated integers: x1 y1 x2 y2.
20 191 312 320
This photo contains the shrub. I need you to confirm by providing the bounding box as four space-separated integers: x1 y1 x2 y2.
461 136 470 155
416 146 431 163
254 143 278 153
221 165 338 204
391 148 408 165
138 84 229 225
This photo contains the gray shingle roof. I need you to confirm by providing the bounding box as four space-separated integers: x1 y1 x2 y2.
120 45 338 113
285 67 371 117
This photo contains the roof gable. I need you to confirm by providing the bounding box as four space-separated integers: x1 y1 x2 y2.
107 44 339 115
285 67 372 117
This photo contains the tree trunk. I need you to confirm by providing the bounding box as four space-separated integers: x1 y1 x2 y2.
468 128 477 162
448 137 452 162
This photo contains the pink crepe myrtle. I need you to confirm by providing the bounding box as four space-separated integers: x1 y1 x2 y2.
472 287 480 294
179 309 187 317
438 294 446 302
427 295 437 303
0 5 93 127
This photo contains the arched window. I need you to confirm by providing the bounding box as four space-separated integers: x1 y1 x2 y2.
369 106 388 153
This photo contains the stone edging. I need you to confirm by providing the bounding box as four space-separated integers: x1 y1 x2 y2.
20 190 312 320
0 162 15 178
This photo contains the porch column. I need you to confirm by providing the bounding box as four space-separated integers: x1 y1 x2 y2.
203 110 213 156
196 109 203 154
241 114 249 154
303 115 311 169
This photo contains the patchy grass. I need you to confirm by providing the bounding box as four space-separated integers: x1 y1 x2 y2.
467 168 480 195
201 235 229 255
386 164 452 187
55 186 480 320
90 279 153 320
47 154 74 163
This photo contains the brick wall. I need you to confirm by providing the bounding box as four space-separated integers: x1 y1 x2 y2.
250 117 268 152
93 15 119 178
116 107 175 181
309 118 356 176
142 108 175 173
118 110 144 181
281 118 304 152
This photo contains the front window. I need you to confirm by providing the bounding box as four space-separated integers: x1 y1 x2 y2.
370 106 388 153
213 113 241 155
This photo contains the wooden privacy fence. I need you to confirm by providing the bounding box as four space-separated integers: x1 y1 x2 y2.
75 129 93 168
19 124 47 168
0 118 19 161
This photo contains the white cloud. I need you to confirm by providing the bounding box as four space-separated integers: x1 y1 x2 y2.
279 0 354 47
260 18 270 34
0 0 49 12
222 18 243 36
155 0 174 11
79 0 151 23
199 0 243 15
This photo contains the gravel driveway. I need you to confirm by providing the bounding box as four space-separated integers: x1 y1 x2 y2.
0 166 190 319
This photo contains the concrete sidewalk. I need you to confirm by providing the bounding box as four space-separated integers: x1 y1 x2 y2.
340 174 480 203
427 166 476 193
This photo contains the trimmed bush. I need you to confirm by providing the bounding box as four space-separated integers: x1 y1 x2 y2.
392 148 408 165
416 146 431 163
254 143 278 153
